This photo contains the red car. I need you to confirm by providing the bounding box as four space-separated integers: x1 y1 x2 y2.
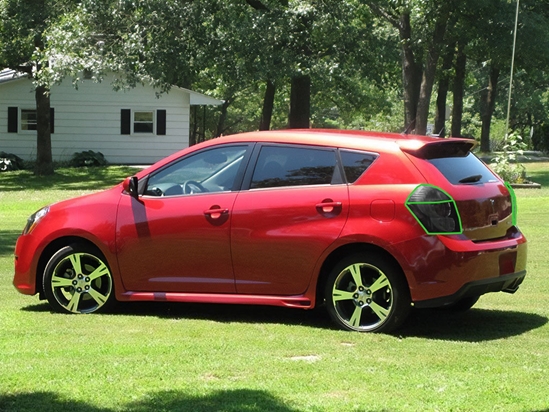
13 130 527 332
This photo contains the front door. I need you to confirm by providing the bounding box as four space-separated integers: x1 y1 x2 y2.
116 145 249 293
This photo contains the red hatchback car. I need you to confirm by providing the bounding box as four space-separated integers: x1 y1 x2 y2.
13 130 527 332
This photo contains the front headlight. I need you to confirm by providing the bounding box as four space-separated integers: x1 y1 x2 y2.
22 206 50 235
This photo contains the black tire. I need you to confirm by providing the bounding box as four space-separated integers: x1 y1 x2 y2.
324 253 411 333
43 244 116 314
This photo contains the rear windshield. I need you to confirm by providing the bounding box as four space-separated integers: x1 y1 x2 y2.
428 153 499 185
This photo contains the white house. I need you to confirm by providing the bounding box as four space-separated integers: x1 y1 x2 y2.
0 69 222 164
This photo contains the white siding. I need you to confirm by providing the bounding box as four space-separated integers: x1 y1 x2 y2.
0 74 191 164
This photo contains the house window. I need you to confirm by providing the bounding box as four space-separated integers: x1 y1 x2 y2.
21 109 37 131
133 111 154 134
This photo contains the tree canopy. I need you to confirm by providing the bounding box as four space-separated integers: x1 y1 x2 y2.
2 0 549 173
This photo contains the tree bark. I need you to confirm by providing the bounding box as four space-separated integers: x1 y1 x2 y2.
451 43 466 137
479 67 500 152
34 85 54 176
414 7 450 135
434 43 455 137
289 75 310 129
259 80 276 131
398 12 421 130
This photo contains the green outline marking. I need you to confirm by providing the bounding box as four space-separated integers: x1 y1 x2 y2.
504 182 518 226
405 184 463 235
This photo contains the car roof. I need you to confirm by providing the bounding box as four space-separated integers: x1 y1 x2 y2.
215 129 476 154
136 129 477 178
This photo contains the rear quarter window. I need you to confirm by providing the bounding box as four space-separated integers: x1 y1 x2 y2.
428 153 499 184
339 150 377 183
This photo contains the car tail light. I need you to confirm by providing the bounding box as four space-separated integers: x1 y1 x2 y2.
406 185 463 235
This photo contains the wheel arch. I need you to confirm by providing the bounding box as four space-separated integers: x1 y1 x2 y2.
315 242 410 307
36 236 110 298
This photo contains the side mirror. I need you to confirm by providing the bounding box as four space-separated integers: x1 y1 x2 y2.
123 176 139 199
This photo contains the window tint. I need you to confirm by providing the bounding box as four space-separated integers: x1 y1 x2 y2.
251 146 336 189
428 153 498 184
340 150 377 183
145 145 247 196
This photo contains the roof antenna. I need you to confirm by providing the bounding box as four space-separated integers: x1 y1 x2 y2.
403 119 416 135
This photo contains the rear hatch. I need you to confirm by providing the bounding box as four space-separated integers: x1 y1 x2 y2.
401 139 515 242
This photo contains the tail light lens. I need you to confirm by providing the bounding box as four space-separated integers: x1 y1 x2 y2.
406 185 463 235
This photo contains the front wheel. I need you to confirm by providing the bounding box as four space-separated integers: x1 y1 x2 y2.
43 244 115 314
325 253 410 333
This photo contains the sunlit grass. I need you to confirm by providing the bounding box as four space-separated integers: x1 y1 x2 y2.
1 164 548 411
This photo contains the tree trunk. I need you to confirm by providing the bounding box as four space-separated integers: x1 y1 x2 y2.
398 12 421 131
289 75 310 129
414 7 450 135
216 98 231 137
259 80 276 131
451 43 466 137
434 44 455 137
480 67 500 152
34 85 54 176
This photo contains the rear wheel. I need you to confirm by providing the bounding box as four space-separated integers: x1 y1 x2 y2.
325 253 410 333
43 244 115 314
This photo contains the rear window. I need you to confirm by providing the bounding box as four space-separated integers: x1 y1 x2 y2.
428 153 499 184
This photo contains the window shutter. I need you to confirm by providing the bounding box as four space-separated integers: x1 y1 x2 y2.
8 107 18 133
157 109 166 135
121 109 131 135
50 108 55 134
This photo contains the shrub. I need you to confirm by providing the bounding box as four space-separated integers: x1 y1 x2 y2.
489 133 527 183
69 150 108 167
0 151 24 172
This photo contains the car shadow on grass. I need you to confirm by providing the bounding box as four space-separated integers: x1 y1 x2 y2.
399 307 548 342
0 230 19 258
23 300 547 341
0 389 299 412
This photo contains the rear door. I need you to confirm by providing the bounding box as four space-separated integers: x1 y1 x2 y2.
231 144 349 295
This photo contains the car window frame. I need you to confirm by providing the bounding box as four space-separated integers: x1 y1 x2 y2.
240 143 345 191
139 143 254 197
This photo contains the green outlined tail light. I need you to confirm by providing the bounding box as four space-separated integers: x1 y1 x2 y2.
504 182 518 226
406 185 463 235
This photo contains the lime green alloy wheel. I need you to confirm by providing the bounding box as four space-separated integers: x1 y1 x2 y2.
43 244 115 314
325 253 410 333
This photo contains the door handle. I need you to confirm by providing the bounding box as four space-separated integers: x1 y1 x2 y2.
316 200 342 215
204 207 229 219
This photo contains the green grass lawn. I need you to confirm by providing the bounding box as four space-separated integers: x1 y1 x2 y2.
1 165 549 411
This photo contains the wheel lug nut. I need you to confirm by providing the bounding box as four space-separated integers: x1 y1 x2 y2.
353 293 359 299
85 277 90 282
358 286 364 291
85 286 90 290
366 298 372 304
77 287 82 293
72 280 77 286
358 301 364 306
78 274 83 279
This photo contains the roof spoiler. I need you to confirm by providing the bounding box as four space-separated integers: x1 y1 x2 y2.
399 139 477 159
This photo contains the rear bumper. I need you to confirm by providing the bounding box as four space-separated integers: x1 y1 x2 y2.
413 270 526 308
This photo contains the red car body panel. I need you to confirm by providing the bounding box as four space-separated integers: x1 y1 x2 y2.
13 129 527 315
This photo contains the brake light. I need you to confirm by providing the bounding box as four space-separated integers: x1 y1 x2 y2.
406 185 463 235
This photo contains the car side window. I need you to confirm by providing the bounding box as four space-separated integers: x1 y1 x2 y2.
250 145 337 189
145 145 247 196
340 150 378 183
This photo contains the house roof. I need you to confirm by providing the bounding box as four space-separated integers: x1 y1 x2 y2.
0 69 223 105
0 69 27 84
